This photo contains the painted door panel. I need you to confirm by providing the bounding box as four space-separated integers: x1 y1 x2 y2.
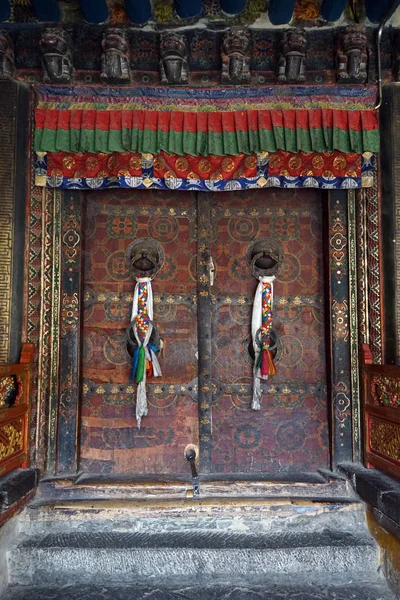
80 190 198 475
208 189 329 474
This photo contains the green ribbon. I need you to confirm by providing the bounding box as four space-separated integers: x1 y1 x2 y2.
135 344 145 383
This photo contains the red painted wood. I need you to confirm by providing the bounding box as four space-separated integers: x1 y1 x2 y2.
362 363 400 479
0 343 33 476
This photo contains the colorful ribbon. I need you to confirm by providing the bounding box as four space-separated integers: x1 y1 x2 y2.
251 276 277 410
129 277 162 428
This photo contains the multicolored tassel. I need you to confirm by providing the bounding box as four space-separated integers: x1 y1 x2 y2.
260 281 277 376
251 276 276 410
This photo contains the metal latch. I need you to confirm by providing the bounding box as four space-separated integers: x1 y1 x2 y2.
208 256 215 287
185 446 200 497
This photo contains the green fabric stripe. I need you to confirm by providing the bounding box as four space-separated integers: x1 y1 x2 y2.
332 128 354 154
35 125 380 155
95 129 109 153
362 129 379 153
182 131 197 155
295 129 312 153
108 129 125 153
309 127 327 153
80 128 95 153
258 128 277 152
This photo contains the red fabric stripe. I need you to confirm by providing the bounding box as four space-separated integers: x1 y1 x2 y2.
109 111 121 131
95 111 110 131
270 110 284 129
35 107 46 129
248 110 259 131
158 112 170 133
258 111 273 131
82 110 96 131
197 112 208 133
121 110 133 129
347 111 362 132
184 112 197 134
170 112 184 133
144 110 158 132
322 109 333 130
58 110 71 130
282 110 296 131
222 112 235 134
43 109 58 131
332 110 349 132
308 109 322 130
132 110 145 131
208 113 222 133
71 110 82 130
361 111 379 131
234 111 248 132
294 109 309 130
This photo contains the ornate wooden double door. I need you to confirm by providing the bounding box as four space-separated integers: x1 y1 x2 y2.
80 188 329 476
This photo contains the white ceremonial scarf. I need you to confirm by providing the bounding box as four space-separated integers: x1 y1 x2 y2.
130 277 161 429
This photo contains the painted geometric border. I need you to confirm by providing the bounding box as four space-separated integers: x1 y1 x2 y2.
365 172 384 364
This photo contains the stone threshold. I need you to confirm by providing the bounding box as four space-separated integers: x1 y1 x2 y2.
34 469 354 503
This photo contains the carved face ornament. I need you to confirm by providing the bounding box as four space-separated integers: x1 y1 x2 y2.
223 27 251 57
41 29 70 55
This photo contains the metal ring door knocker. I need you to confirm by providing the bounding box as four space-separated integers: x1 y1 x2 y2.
125 238 164 428
246 238 283 410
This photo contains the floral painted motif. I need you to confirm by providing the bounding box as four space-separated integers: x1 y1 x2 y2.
371 375 400 408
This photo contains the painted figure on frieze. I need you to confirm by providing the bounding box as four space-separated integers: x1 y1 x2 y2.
125 238 164 428
247 239 283 410
101 28 131 84
0 31 15 80
160 32 189 85
221 26 251 84
336 25 368 84
40 27 73 83
277 29 307 84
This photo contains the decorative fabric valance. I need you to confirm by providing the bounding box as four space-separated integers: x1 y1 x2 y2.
35 150 375 191
34 85 380 157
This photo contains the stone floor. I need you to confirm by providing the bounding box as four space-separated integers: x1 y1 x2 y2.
1 581 396 599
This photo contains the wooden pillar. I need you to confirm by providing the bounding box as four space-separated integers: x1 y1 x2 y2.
0 80 29 364
328 190 353 465
380 84 400 364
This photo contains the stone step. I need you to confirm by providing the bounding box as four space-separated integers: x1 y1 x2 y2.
1 575 396 600
8 527 379 585
18 497 367 538
15 527 377 550
9 496 383 587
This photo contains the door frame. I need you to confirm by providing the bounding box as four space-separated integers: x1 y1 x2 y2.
31 185 381 475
